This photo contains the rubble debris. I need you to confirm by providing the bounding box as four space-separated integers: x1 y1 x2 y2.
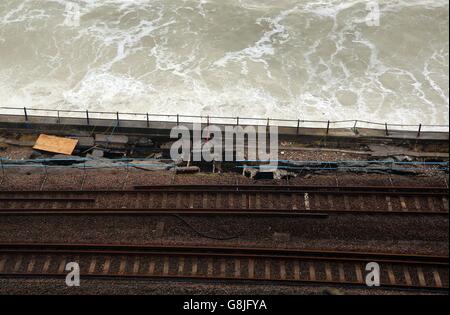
0 146 34 160
148 152 163 159
33 134 78 155
212 160 223 173
137 137 154 146
94 134 129 149
73 136 95 148
160 141 175 149
130 160 173 171
242 167 296 180
273 169 297 180
95 134 129 145
0 136 36 147
394 155 413 162
368 144 448 159
91 149 104 158
242 167 258 178
30 150 43 159
174 166 200 174
280 145 371 155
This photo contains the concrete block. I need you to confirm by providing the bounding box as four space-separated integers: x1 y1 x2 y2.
95 134 129 144
74 136 94 147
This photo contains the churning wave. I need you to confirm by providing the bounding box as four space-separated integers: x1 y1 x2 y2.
0 0 448 126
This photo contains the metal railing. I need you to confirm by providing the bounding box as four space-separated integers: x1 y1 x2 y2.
0 106 448 134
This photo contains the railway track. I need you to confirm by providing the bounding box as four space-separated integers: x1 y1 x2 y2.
0 185 448 215
0 243 447 291
133 184 449 193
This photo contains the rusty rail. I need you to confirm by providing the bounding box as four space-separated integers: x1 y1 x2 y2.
0 243 447 264
0 243 447 291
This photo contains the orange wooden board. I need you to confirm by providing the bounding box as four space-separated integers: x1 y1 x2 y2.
33 134 78 155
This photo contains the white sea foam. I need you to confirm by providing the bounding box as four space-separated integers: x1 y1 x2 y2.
0 0 448 128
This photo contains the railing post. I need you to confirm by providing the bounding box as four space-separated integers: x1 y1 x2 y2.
57 110 60 124
326 120 330 135
385 123 389 136
24 107 28 121
116 112 120 126
353 120 358 133
236 117 239 126
207 115 210 126
417 124 422 138
86 110 90 125
296 119 300 135
146 113 149 127
177 114 179 126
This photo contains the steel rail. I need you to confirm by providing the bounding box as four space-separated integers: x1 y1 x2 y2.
0 197 95 202
0 243 447 265
0 189 447 196
0 208 329 217
0 208 446 216
133 184 448 192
